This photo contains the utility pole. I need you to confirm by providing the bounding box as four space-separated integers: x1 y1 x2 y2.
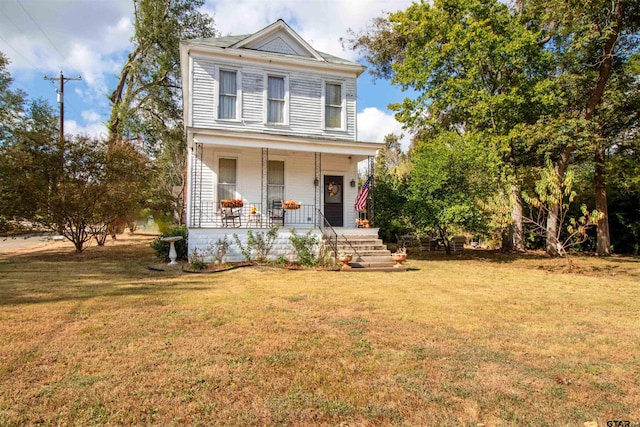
44 71 82 146
44 71 81 191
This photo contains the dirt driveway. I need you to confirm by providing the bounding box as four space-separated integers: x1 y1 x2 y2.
0 234 73 256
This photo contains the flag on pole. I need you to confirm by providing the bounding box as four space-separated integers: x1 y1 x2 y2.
355 176 371 212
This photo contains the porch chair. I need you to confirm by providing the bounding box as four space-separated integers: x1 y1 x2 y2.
220 202 241 227
269 200 285 226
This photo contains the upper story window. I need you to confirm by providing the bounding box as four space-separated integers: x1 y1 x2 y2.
218 69 238 120
324 82 344 129
266 75 288 124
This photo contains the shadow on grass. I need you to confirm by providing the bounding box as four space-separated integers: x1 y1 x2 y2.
404 248 550 263
0 238 213 307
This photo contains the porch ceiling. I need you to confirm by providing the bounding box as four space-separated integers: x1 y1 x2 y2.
189 128 381 158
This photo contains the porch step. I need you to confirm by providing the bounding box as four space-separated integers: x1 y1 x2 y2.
324 233 406 271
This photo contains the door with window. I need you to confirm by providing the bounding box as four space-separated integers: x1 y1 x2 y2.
324 175 343 227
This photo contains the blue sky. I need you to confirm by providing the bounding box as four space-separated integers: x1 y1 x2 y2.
0 0 415 148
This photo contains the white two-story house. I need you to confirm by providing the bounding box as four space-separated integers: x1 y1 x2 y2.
180 20 382 261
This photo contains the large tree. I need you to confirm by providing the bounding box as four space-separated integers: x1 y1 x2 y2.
0 125 152 252
345 0 555 252
109 0 217 223
524 0 640 255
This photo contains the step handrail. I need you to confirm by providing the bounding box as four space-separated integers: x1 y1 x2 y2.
316 210 363 262
316 209 338 262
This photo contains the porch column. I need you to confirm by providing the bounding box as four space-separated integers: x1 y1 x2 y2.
315 152 321 227
368 155 374 227
189 143 203 228
262 148 268 217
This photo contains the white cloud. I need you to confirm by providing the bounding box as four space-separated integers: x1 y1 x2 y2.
1 0 414 137
64 119 107 140
205 0 413 60
358 107 411 150
81 110 102 123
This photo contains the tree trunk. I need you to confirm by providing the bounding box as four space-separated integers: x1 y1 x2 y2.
546 201 560 256
511 184 525 252
594 146 611 255
547 149 570 256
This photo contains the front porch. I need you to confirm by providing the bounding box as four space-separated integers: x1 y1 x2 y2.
191 202 319 229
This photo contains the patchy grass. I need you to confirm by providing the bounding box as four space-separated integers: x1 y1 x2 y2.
1 235 639 425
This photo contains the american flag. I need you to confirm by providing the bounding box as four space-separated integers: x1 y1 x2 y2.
354 176 371 212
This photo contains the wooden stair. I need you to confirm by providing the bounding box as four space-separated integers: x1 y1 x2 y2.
327 233 407 271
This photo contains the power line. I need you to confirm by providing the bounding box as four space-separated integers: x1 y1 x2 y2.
15 0 66 63
0 32 47 75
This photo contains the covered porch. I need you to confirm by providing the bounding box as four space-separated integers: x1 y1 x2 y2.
186 129 379 231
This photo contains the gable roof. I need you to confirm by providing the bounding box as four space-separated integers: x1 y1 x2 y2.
182 19 362 68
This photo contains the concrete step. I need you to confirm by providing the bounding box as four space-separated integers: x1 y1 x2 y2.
337 247 391 255
337 238 384 246
326 233 408 272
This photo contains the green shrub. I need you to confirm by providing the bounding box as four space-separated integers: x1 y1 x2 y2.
188 249 209 270
233 226 279 262
289 228 319 267
150 225 188 262
208 236 230 265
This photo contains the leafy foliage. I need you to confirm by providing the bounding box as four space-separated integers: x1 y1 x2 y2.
208 235 231 265
233 226 279 263
408 131 499 253
1 111 152 252
289 229 319 267
151 225 188 262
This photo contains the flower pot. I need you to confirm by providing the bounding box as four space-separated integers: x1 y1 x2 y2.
338 254 353 269
391 253 407 268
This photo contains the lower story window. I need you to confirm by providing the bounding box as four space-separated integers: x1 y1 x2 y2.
218 158 237 201
267 160 284 205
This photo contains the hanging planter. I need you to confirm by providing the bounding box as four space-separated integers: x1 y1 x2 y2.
282 199 301 210
221 199 243 208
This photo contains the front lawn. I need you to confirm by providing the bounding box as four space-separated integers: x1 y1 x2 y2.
1 234 638 425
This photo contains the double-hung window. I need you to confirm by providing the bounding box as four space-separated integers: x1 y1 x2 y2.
267 160 284 205
267 75 287 124
325 82 343 129
218 69 237 120
218 158 237 201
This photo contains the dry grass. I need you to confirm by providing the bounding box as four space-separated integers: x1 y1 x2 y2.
1 234 639 426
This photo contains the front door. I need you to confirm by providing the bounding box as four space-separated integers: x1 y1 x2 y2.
324 175 343 227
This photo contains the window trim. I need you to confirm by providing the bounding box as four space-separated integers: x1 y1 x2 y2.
322 80 346 131
216 67 242 122
264 73 289 125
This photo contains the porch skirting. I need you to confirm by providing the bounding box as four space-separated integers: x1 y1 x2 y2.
188 227 379 263
188 227 321 263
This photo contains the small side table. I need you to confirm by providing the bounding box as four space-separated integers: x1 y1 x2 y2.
160 236 183 265
247 212 262 228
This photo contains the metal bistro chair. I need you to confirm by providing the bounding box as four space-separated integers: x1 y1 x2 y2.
220 201 241 227
269 200 285 226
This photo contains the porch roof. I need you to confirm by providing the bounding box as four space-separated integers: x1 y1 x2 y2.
188 127 382 158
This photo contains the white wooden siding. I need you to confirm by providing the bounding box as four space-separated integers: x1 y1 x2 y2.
192 58 216 127
190 56 357 141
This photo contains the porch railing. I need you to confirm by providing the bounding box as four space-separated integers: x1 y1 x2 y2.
191 202 318 229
